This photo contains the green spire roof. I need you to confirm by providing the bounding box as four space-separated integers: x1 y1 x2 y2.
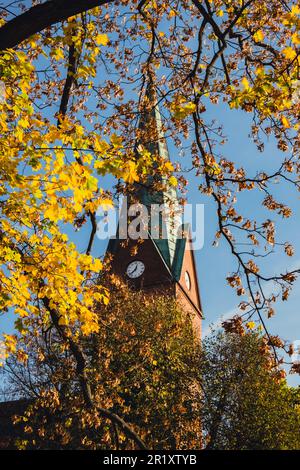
108 82 187 280
135 82 186 275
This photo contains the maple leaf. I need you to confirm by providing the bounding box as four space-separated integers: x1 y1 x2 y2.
253 30 264 42
122 161 139 184
246 321 256 330
95 33 109 46
170 97 196 119
282 47 297 60
169 176 178 187
281 116 291 128
241 77 251 90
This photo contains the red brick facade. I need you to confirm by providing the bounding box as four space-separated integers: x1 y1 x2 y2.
108 235 202 340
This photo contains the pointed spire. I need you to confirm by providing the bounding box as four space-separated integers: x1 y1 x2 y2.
134 79 171 208
108 77 186 275
136 80 169 161
133 78 184 270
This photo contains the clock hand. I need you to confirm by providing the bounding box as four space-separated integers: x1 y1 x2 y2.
128 264 137 274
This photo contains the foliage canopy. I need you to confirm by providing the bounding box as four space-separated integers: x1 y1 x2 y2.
4 287 300 449
0 0 300 447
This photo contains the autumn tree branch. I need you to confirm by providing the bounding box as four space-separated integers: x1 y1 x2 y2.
41 294 148 449
0 0 113 50
56 22 98 257
57 42 78 127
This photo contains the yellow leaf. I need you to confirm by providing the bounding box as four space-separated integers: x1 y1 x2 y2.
44 203 59 221
65 418 73 428
282 47 297 60
241 77 251 90
255 66 265 76
253 30 264 42
58 315 69 326
94 160 107 172
18 117 30 128
162 161 174 172
52 48 64 61
169 176 178 187
123 161 139 184
205 163 221 176
110 133 123 148
281 116 291 128
91 258 102 272
3 334 17 354
291 5 300 16
170 99 196 120
99 198 113 210
246 321 256 330
212 163 221 175
292 33 300 45
95 33 109 46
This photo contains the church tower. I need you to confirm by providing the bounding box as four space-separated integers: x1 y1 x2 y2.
106 83 202 337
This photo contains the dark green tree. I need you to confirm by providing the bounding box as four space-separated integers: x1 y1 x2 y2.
201 332 300 450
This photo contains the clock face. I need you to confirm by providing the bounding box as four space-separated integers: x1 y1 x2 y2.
185 271 191 290
126 260 145 279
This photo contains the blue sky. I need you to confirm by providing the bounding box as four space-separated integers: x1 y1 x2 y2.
192 103 300 386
